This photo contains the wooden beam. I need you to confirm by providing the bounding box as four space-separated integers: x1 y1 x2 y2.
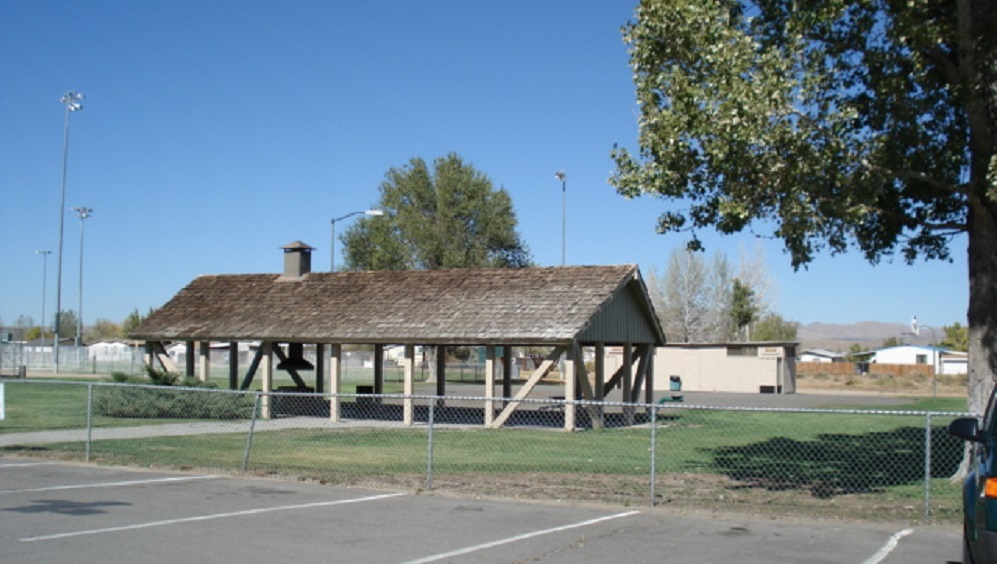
271 344 309 388
239 346 265 390
489 347 563 429
146 341 176 373
630 345 648 403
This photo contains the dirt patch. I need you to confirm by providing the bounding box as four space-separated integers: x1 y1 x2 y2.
797 373 966 397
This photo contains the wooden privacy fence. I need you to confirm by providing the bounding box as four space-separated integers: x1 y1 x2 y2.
797 362 935 378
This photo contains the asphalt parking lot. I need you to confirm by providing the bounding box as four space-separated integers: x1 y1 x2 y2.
0 457 960 563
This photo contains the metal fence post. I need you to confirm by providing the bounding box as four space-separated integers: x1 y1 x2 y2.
427 398 435 491
242 393 262 472
650 403 658 507
85 383 93 462
924 413 932 524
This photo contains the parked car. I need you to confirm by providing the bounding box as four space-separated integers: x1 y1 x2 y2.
949 388 997 564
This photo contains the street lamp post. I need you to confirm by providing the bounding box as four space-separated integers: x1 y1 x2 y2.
35 250 52 345
71 207 93 347
55 91 84 372
554 171 566 266
330 209 383 271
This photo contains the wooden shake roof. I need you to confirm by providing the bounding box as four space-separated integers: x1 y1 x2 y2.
130 265 665 346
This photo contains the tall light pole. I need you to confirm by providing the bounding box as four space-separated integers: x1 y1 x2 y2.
330 209 383 271
35 250 52 346
55 91 84 372
72 207 93 347
554 171 566 266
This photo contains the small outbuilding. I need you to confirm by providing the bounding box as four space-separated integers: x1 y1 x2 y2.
129 242 666 430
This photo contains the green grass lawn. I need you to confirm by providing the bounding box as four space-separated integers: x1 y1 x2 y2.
1 379 966 523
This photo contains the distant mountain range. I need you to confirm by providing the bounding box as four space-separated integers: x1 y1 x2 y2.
796 321 937 352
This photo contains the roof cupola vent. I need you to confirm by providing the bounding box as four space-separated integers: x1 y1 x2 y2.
280 241 314 279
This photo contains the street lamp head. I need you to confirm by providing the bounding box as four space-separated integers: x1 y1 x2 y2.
554 171 566 182
36 249 52 256
365 209 384 217
60 91 84 112
72 206 94 219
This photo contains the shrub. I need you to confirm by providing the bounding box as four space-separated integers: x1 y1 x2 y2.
93 385 257 420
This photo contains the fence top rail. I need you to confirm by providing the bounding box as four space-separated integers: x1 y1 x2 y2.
8 378 977 418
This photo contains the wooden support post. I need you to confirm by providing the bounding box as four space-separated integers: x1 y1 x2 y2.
315 343 325 394
198 341 210 382
490 347 563 429
631 346 649 403
644 344 655 407
260 342 273 419
146 341 176 373
403 344 415 426
573 346 603 430
595 343 606 402
484 345 496 426
374 344 385 394
502 346 513 403
329 343 342 422
185 341 195 377
623 343 634 425
436 345 446 399
228 342 238 390
564 342 577 431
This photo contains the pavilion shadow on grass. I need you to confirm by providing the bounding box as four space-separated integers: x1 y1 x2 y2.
129 242 666 430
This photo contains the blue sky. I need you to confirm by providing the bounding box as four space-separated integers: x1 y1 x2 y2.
0 0 967 331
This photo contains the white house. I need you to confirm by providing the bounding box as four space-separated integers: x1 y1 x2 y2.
87 340 135 362
798 348 845 363
871 345 967 375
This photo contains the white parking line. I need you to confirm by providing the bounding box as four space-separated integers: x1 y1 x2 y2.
20 492 405 542
862 528 914 564
0 474 219 495
401 510 641 564
0 462 55 468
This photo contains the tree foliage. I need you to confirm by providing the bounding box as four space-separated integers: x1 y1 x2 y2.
941 322 970 352
342 153 532 271
752 313 799 341
612 0 997 413
648 247 781 342
648 248 732 342
87 318 122 341
730 278 759 338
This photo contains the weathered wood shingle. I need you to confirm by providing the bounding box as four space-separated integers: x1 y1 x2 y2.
130 265 665 346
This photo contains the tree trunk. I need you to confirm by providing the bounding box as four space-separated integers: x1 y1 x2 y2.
965 198 997 416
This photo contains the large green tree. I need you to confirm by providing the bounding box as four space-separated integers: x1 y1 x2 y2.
611 0 996 413
342 153 532 271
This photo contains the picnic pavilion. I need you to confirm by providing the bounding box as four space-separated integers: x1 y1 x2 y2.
129 242 666 430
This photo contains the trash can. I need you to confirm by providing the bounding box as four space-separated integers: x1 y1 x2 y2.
669 376 682 392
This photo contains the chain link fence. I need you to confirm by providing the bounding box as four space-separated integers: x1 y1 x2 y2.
0 379 971 524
